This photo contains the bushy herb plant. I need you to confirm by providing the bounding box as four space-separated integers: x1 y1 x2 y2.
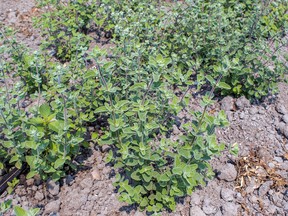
1 0 287 214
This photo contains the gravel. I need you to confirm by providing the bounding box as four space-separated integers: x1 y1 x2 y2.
190 206 206 216
221 96 235 112
220 188 235 202
221 202 239 216
217 163 238 182
44 200 61 215
47 180 60 196
235 96 250 110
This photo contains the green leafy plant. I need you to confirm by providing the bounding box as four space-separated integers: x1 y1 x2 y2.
0 200 39 216
1 0 285 214
34 0 94 61
14 206 40 216
0 200 12 216
91 42 235 212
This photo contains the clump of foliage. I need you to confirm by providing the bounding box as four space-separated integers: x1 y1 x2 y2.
0 199 40 216
0 27 93 180
34 0 96 61
0 0 287 214
162 0 288 98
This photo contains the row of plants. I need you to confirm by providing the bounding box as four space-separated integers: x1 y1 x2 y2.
0 0 287 214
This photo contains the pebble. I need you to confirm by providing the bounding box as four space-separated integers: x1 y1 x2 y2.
249 107 258 115
202 198 218 215
283 201 288 211
249 195 258 204
221 96 235 112
190 193 202 206
7 11 17 23
215 210 223 216
34 174 42 186
279 161 288 170
274 156 283 163
221 202 239 216
47 180 60 196
235 96 250 110
35 191 44 201
44 200 61 215
64 175 74 186
91 168 101 180
239 112 245 119
189 206 206 216
217 164 237 182
276 103 287 114
283 114 288 123
258 108 265 115
268 162 275 168
221 188 235 202
31 186 38 191
26 178 34 186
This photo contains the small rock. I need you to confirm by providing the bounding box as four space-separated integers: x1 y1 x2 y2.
80 178 93 189
279 161 288 170
44 200 61 215
283 201 288 211
64 175 74 186
268 162 275 168
26 178 34 186
15 187 26 196
34 174 42 186
221 96 235 112
235 96 250 110
215 210 223 216
221 188 234 202
274 156 283 163
102 167 110 175
235 193 244 203
226 111 234 122
7 11 17 23
272 193 284 207
283 114 288 123
35 191 44 201
249 107 258 115
279 124 288 139
91 168 101 180
101 145 110 152
239 112 245 119
221 202 239 216
47 180 60 196
249 195 258 204
202 198 218 215
190 206 206 216
190 193 202 206
258 108 265 115
31 186 38 191
276 103 287 114
217 164 237 182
